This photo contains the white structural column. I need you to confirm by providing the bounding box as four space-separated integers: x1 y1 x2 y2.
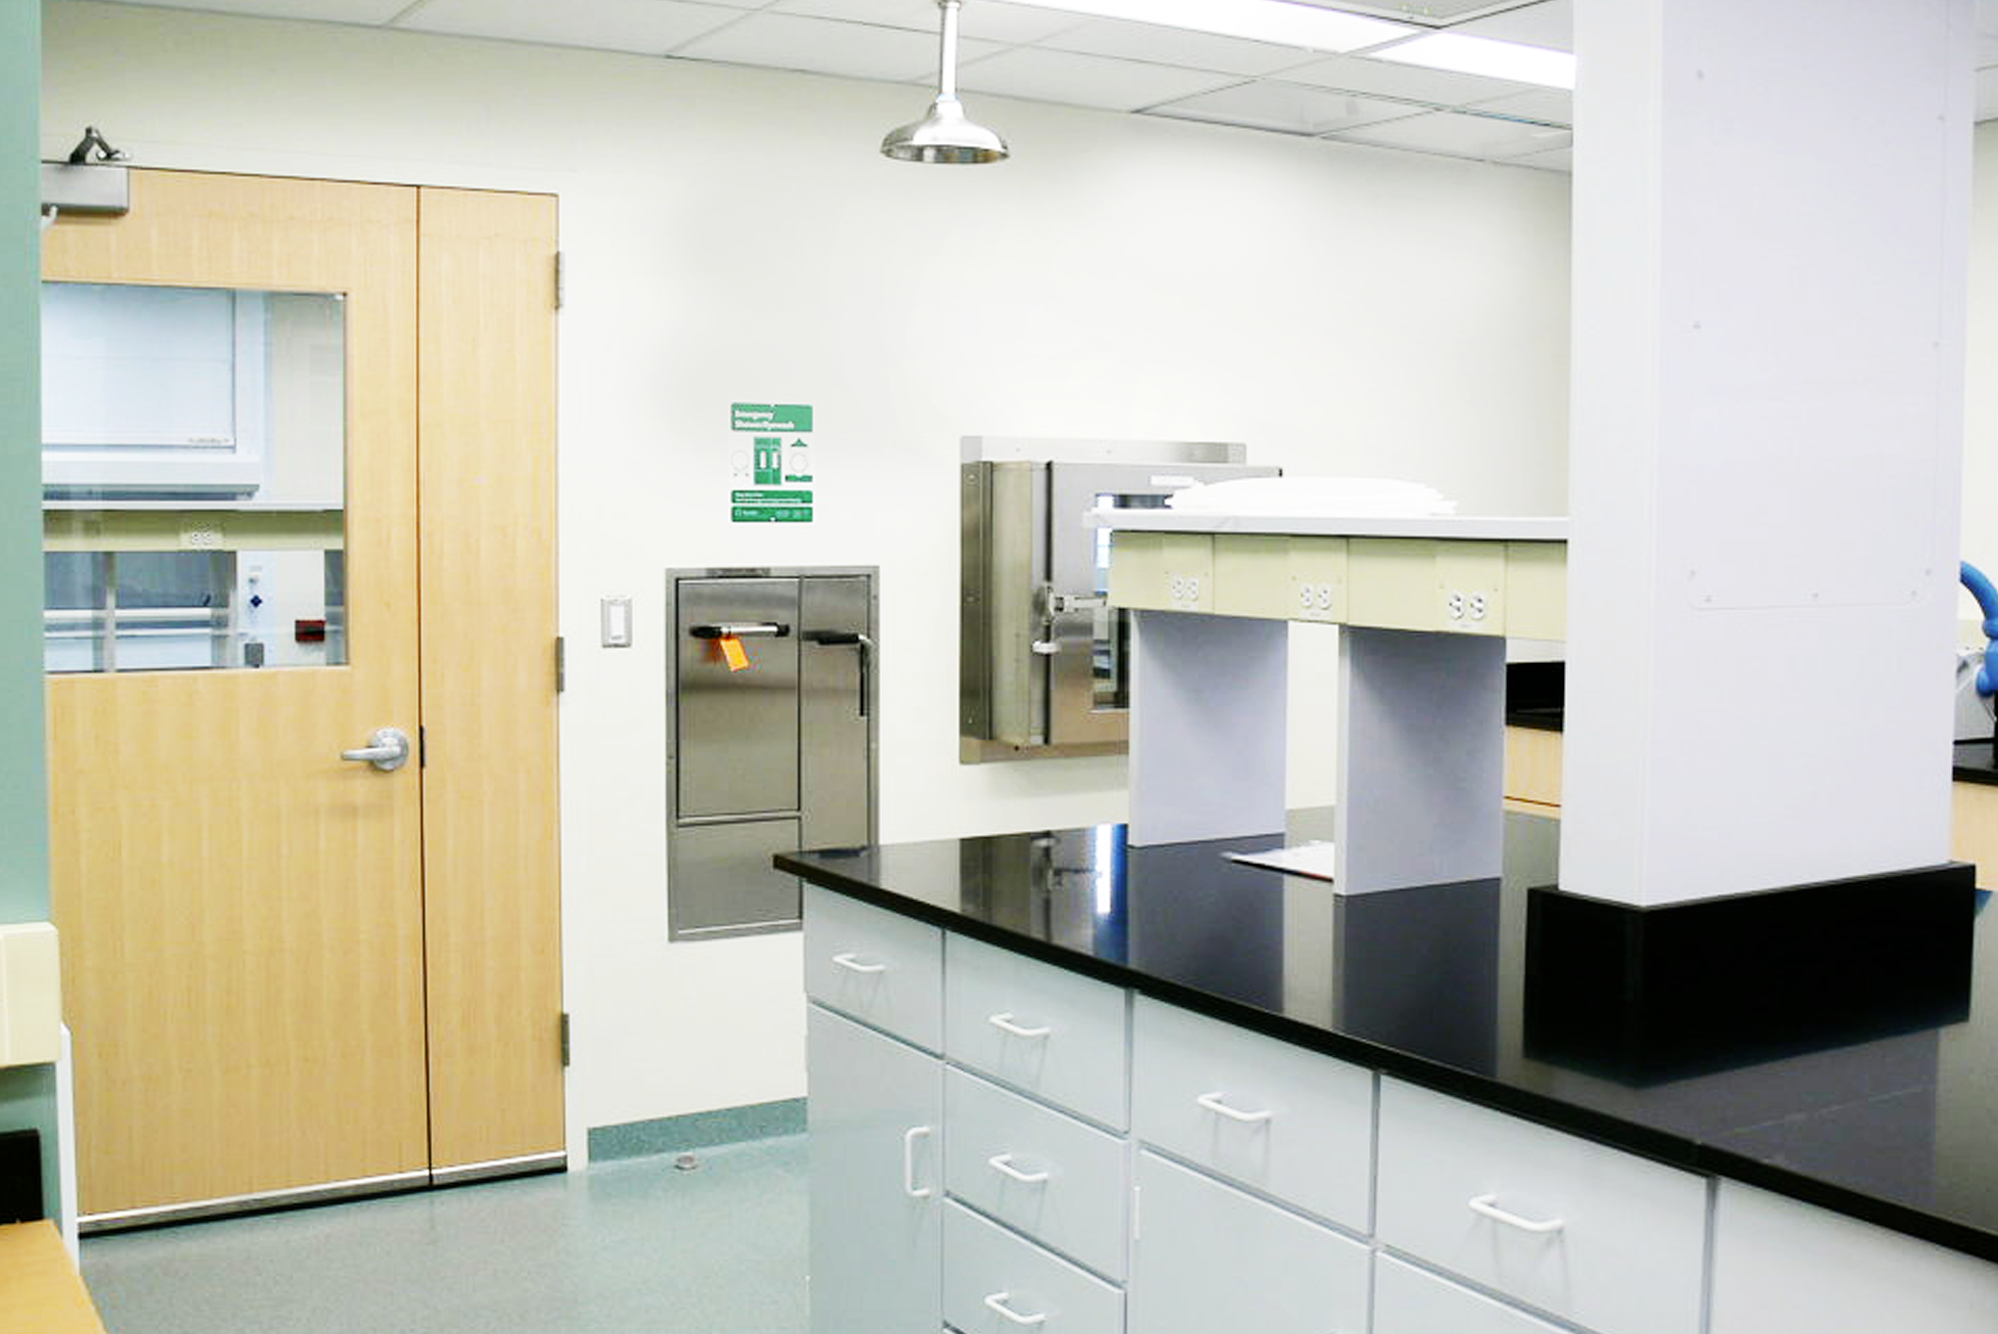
1127 611 1287 847
1336 629 1505 894
1562 0 1977 905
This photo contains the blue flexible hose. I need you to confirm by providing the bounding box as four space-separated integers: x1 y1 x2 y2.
1961 561 1998 697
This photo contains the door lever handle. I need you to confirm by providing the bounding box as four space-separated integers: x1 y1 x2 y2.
341 727 411 773
804 630 873 717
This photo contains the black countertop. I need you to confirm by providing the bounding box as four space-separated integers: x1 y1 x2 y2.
781 811 1998 1263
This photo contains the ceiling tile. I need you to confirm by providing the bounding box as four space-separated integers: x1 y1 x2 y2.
770 0 1089 44
1286 0 1520 22
1147 81 1424 136
400 0 748 54
117 0 415 20
1448 0 1571 54
1278 50 1528 106
675 12 993 81
1328 109 1572 160
1038 18 1323 77
956 47 1241 112
1468 87 1571 126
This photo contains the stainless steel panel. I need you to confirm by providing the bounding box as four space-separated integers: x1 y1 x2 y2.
1045 461 1273 746
670 817 802 937
800 575 874 851
987 462 1046 747
674 577 800 819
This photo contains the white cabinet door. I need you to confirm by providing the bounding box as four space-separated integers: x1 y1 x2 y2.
1375 1255 1566 1334
1132 995 1373 1229
1376 1078 1706 1334
808 1003 944 1334
805 885 944 1051
1128 1150 1370 1334
943 1201 1125 1334
946 933 1129 1129
1711 1182 1998 1334
944 1067 1129 1280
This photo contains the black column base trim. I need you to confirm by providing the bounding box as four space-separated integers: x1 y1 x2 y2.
1525 863 1977 1084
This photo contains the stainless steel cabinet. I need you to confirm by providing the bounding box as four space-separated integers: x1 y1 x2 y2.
959 440 1274 760
806 1004 942 1334
667 567 876 939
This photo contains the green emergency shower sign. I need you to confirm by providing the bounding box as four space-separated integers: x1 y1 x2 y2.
731 404 816 523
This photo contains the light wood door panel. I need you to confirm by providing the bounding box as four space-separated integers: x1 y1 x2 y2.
45 171 428 1214
416 187 564 1168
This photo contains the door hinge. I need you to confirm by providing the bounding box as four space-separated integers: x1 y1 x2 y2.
555 636 566 693
560 1012 571 1068
419 725 427 768
553 251 564 311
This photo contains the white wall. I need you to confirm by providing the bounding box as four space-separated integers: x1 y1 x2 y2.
40 0 1574 1156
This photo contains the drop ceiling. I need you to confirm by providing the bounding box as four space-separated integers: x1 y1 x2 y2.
82 0 1998 174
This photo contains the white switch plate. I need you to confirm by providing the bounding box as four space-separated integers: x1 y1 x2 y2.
601 596 633 649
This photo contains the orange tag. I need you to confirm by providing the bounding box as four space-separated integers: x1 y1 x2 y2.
719 636 750 672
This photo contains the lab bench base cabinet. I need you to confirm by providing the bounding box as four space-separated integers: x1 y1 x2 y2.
802 885 1998 1334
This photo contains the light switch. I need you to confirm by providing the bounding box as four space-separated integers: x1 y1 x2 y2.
601 596 633 649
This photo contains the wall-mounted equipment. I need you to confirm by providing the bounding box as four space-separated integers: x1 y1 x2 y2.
41 126 130 230
959 438 1275 762
881 0 1007 164
667 567 877 940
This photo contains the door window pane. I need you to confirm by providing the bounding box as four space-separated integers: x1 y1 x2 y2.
41 284 348 672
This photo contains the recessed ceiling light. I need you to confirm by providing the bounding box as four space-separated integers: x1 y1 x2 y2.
1019 0 1413 54
1366 32 1576 90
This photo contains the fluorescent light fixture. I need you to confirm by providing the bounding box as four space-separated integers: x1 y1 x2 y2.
1021 0 1413 53
1367 32 1576 90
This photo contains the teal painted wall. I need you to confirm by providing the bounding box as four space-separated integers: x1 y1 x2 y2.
0 0 58 1219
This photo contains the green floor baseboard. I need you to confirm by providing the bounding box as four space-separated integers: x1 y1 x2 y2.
588 1098 806 1163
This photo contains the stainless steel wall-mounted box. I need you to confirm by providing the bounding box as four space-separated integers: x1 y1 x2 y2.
667 567 877 940
960 438 1274 762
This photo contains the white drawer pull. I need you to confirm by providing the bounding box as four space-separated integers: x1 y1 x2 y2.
1196 1091 1274 1124
831 952 887 975
987 1153 1052 1185
1468 1193 1565 1235
983 1292 1049 1326
901 1126 934 1199
988 1012 1053 1039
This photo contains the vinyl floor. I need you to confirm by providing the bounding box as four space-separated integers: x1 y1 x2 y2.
79 1136 809 1334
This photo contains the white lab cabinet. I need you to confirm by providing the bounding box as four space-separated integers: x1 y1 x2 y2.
806 1004 942 1334
1127 1149 1371 1334
1709 1182 1998 1334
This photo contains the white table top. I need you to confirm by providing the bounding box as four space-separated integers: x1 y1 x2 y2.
1086 509 1568 542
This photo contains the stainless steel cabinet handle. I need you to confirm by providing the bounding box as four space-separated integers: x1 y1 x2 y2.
341 727 411 773
831 952 887 975
689 622 789 639
1468 1193 1565 1235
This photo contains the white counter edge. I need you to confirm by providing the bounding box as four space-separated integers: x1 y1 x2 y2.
1086 510 1569 541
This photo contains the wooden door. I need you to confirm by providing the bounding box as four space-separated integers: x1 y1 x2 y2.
45 170 429 1216
416 187 564 1173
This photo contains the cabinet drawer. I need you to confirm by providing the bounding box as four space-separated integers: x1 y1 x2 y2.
943 1200 1123 1334
1376 1079 1707 1334
945 935 1128 1129
1132 996 1372 1229
804 885 943 1052
1375 1254 1565 1334
1128 1150 1369 1334
944 1068 1129 1281
1711 1181 1998 1334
